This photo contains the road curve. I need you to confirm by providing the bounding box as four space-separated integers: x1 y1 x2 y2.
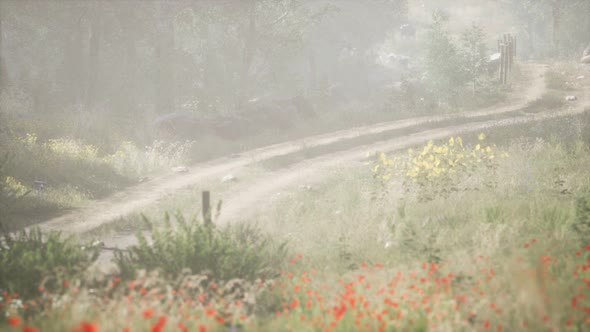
37 64 548 237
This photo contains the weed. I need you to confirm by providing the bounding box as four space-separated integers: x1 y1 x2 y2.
0 153 29 221
372 134 507 201
540 206 569 231
484 205 505 223
114 213 289 281
573 192 590 242
0 227 99 311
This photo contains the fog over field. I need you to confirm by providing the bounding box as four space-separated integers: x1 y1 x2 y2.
1 1 590 331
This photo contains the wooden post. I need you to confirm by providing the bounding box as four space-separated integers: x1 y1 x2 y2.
508 34 513 72
504 35 510 75
504 44 509 84
202 190 212 226
513 36 517 59
499 43 505 84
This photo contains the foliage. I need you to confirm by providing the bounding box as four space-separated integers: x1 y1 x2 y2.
424 12 465 107
371 134 508 201
15 133 193 179
573 192 590 243
0 154 28 220
0 227 99 308
460 23 489 96
4 242 590 331
104 140 195 178
383 77 433 114
114 213 289 281
0 131 199 228
504 0 590 58
424 15 499 109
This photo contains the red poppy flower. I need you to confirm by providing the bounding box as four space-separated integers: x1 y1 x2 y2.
143 308 154 319
22 326 40 332
7 316 21 327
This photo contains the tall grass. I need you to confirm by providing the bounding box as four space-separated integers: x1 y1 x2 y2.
0 133 195 229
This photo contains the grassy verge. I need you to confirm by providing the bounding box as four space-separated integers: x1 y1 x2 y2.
0 136 196 230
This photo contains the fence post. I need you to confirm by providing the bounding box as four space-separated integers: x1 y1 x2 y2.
202 190 212 226
504 34 511 75
499 43 505 84
508 35 512 73
508 34 514 72
504 43 510 84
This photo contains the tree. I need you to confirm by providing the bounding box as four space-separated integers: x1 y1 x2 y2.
425 12 465 107
0 0 8 92
460 24 488 96
503 0 590 58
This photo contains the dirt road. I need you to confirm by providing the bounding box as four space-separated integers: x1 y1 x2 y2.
215 99 590 225
38 64 547 236
34 63 590 268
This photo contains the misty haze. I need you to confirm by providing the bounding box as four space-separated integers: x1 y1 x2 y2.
1 0 590 331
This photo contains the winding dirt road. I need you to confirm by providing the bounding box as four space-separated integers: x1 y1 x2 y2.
39 63 547 235
33 63 590 267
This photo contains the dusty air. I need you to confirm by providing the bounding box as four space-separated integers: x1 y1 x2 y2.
0 1 589 331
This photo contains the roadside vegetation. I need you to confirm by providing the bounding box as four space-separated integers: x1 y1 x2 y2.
1 1 590 331
2 107 590 331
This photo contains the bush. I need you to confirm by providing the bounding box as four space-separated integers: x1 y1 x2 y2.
0 227 99 303
371 134 508 201
105 140 195 178
573 192 590 242
0 153 28 219
425 12 466 107
460 23 490 96
114 213 289 281
424 15 501 110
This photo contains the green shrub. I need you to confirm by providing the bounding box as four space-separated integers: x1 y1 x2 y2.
114 213 289 281
0 227 99 302
425 12 466 107
573 192 590 242
371 134 507 201
0 153 27 216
